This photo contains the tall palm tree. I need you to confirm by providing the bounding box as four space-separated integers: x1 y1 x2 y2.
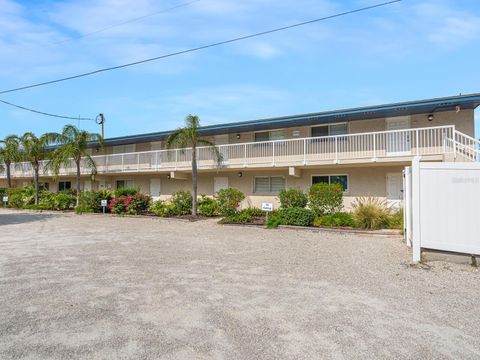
166 115 223 216
46 125 103 206
19 132 50 205
0 135 20 188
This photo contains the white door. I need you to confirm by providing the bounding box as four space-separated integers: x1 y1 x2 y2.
83 180 92 191
215 134 229 162
214 177 229 194
386 173 403 209
150 178 161 197
386 117 411 155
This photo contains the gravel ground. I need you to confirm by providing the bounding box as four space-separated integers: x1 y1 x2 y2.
0 208 479 360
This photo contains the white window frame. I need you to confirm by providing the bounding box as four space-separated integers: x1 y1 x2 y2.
311 174 349 193
310 122 349 137
253 176 287 194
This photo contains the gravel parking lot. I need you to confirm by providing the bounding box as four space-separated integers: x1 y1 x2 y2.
0 209 479 359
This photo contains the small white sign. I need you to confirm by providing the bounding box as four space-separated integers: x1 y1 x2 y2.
100 199 108 207
2 196 8 202
261 202 273 212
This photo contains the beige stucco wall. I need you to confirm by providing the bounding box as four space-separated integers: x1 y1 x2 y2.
75 165 404 210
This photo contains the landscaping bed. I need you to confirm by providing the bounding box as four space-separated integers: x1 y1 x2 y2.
1 183 403 232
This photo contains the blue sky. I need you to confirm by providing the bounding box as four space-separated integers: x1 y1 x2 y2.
0 0 479 139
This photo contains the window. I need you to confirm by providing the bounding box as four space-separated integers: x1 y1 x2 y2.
311 123 348 137
254 130 286 142
58 181 71 192
254 176 286 193
312 175 348 192
116 180 135 189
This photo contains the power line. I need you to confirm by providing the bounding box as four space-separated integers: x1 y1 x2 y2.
0 0 401 95
0 98 95 121
53 0 200 45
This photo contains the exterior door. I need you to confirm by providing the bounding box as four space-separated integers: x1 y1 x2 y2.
386 117 411 155
386 173 403 209
150 178 161 197
214 177 229 194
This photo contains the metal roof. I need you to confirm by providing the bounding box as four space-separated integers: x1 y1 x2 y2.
101 93 480 146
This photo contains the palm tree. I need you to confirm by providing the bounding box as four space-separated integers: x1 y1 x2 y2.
18 132 50 205
46 125 102 206
166 115 223 216
0 135 20 188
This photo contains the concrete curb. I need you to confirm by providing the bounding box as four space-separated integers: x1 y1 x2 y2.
278 225 402 236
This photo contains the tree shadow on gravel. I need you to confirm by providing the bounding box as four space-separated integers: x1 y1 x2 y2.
0 213 55 226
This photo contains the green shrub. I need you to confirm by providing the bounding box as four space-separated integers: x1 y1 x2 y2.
149 199 175 217
352 197 390 230
39 191 76 210
266 211 282 228
6 186 35 208
171 190 192 215
278 188 308 209
314 212 355 228
308 182 343 216
216 188 245 216
109 193 151 215
221 209 252 224
198 195 218 217
128 193 151 214
388 208 404 230
241 207 265 217
114 187 139 197
278 207 315 226
76 189 113 214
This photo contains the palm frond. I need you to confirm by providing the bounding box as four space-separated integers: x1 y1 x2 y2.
197 138 224 167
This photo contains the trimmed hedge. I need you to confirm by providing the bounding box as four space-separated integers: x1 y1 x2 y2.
278 207 315 226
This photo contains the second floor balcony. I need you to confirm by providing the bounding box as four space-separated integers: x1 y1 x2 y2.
2 125 479 179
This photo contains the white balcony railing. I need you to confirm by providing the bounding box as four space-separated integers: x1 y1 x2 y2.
1 125 476 179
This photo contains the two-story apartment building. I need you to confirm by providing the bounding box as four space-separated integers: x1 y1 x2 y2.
2 94 480 209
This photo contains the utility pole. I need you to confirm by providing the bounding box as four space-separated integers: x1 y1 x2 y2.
96 113 105 140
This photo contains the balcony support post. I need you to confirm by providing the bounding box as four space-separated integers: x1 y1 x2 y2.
372 134 377 162
121 154 124 172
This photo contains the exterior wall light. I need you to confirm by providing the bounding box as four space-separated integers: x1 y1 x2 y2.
428 114 434 121
167 174 171 179
236 134 241 139
237 172 243 178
